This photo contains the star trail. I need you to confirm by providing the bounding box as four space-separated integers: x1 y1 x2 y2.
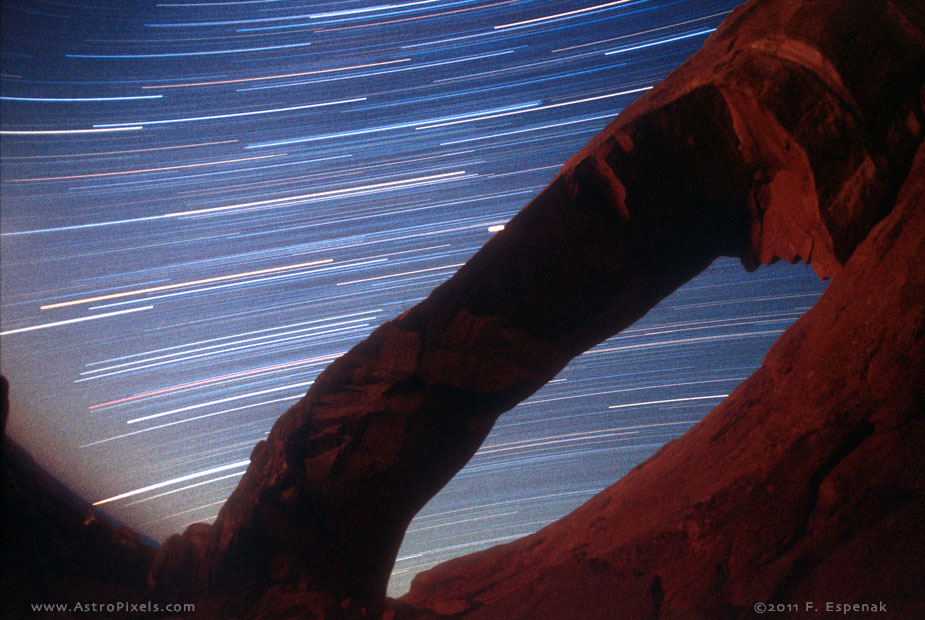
0 0 826 596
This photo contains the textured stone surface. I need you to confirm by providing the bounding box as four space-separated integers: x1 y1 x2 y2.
145 0 924 616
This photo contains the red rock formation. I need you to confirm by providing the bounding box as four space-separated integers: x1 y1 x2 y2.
145 1 924 617
402 142 925 620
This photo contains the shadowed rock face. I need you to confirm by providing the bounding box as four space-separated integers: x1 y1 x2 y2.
128 0 922 617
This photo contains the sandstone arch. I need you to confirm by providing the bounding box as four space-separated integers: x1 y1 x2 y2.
148 1 925 617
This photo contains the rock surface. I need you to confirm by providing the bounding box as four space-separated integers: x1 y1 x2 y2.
144 0 924 617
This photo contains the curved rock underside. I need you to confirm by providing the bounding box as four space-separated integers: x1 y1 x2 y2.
5 1 922 619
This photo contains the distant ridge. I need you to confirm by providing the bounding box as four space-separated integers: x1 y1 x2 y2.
2 379 158 619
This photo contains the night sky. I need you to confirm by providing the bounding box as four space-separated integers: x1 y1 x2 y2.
1 0 826 595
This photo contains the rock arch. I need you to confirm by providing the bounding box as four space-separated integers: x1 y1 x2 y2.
149 1 925 617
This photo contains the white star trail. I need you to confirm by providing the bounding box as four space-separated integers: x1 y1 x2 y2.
0 306 154 336
92 460 251 507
